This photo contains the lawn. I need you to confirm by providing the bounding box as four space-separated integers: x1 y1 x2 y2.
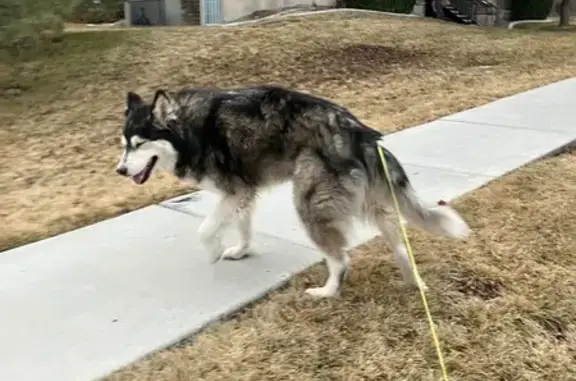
105 147 576 381
1 12 576 252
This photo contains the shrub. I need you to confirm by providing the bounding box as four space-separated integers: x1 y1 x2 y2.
70 0 124 24
509 0 554 21
343 0 417 14
0 1 67 60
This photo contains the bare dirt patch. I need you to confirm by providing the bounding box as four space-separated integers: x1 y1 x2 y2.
294 44 429 82
1 14 576 252
449 269 504 300
105 151 576 381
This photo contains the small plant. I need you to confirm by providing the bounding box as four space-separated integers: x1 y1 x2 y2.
0 1 67 61
70 0 124 24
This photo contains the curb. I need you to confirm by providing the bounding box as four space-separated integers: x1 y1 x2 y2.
508 17 558 29
545 138 576 157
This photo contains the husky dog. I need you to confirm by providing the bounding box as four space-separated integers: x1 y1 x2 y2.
116 85 470 298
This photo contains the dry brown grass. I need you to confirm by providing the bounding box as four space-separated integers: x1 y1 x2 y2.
1 13 576 251
105 149 576 381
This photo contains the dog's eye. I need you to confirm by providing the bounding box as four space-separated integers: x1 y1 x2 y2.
166 118 178 130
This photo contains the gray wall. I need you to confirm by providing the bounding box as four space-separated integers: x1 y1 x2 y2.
125 0 165 26
124 0 182 26
165 0 183 25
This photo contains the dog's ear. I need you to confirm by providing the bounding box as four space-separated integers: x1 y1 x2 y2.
151 89 178 126
126 91 144 113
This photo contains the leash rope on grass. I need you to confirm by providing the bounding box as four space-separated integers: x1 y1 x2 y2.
376 143 450 381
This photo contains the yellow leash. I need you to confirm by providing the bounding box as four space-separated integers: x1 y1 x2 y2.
377 144 450 381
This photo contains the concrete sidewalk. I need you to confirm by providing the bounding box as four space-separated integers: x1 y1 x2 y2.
1 78 575 381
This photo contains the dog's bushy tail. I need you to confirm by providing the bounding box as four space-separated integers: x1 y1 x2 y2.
372 142 469 239
396 185 470 239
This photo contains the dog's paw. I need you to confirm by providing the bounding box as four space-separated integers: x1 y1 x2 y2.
221 245 250 260
204 243 225 264
208 252 223 264
200 238 226 264
305 286 339 298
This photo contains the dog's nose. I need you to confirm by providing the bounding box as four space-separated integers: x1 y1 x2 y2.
116 166 128 176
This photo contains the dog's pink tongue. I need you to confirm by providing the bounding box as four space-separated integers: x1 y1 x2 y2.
132 172 144 185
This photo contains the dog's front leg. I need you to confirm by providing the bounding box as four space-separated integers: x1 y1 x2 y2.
197 196 236 263
221 202 253 260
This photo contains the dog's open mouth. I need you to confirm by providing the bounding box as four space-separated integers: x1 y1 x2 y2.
132 156 158 185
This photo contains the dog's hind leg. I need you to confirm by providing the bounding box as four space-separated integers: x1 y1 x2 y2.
300 222 350 298
198 191 255 263
373 210 427 291
293 209 350 299
292 153 359 298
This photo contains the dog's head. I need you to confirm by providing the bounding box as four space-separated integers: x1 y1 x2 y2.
116 90 181 185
